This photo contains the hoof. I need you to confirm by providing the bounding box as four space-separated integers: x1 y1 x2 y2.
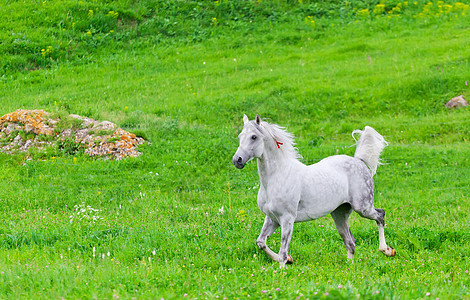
381 247 396 257
286 255 294 264
279 256 293 268
347 252 355 261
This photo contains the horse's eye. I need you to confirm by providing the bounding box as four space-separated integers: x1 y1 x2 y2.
251 135 257 140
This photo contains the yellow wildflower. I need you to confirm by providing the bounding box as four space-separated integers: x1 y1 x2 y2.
357 8 370 18
305 15 315 26
107 11 119 18
373 4 385 15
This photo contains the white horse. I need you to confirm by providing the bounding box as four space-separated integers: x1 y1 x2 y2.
232 115 396 267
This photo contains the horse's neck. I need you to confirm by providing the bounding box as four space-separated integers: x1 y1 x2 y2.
257 148 295 187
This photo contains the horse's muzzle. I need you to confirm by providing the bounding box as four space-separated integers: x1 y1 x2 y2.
232 154 246 169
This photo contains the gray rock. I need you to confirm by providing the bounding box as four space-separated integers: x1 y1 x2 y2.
93 121 117 131
69 114 83 120
75 129 90 141
62 129 72 138
445 95 468 108
21 139 33 151
24 123 35 132
5 123 19 135
82 118 96 127
13 134 24 146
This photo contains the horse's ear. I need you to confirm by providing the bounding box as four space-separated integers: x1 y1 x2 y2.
243 114 249 124
255 114 262 125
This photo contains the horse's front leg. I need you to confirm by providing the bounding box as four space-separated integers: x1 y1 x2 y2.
256 216 280 262
278 217 295 268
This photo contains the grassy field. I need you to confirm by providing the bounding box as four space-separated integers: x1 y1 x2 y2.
1 0 470 299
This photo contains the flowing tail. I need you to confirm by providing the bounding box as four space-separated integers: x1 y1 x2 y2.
352 126 388 176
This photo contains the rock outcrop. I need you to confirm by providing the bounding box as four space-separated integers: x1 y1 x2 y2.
0 109 145 159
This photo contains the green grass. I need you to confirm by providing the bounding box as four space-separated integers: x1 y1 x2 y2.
1 0 470 299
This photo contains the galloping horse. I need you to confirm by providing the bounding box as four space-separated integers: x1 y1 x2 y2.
232 115 396 267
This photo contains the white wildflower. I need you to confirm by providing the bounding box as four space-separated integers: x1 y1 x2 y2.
69 202 103 224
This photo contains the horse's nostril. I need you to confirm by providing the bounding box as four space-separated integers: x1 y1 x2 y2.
237 157 243 164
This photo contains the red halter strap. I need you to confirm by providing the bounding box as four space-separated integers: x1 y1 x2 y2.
276 141 283 148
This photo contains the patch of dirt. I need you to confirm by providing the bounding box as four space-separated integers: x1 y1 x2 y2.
0 109 146 159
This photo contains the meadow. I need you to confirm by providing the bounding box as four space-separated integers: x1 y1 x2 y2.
0 0 469 298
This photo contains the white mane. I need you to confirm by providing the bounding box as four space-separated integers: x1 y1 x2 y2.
259 121 302 160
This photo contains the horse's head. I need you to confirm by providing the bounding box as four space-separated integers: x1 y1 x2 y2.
232 114 266 169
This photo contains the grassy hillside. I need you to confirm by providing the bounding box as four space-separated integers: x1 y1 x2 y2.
0 0 469 299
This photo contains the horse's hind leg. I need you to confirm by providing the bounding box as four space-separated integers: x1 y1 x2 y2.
331 203 356 260
357 206 396 257
375 208 396 256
